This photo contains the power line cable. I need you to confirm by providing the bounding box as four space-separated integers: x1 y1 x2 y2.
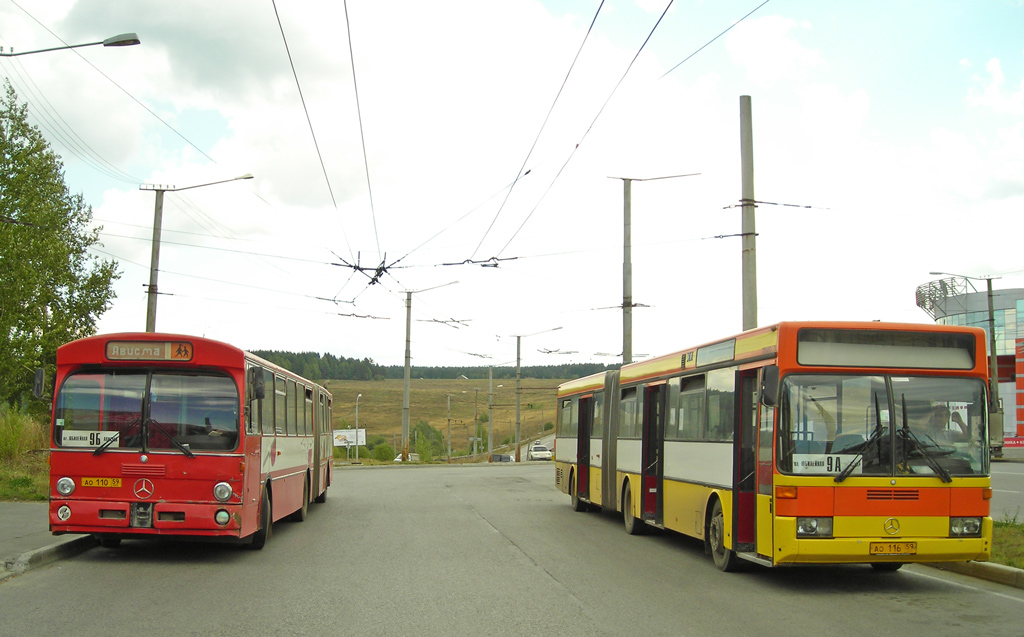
660 0 772 79
495 0 675 258
470 0 606 260
343 0 382 261
10 0 217 164
0 56 141 184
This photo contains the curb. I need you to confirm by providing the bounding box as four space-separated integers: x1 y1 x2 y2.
928 561 1024 589
1 535 98 584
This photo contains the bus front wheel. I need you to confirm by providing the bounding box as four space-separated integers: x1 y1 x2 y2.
249 487 272 550
709 499 738 572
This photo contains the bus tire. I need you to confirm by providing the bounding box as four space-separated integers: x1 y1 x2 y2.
289 478 309 522
623 481 644 535
709 499 738 572
97 535 121 548
314 470 328 503
870 562 903 572
249 486 272 550
570 473 587 512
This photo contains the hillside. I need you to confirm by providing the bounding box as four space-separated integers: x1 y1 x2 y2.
325 377 564 456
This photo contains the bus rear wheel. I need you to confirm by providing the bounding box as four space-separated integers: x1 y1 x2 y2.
623 481 644 535
709 499 738 572
289 479 309 522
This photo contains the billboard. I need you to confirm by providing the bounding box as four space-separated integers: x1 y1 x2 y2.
333 429 366 447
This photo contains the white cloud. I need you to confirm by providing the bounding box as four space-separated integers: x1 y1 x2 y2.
968 58 1024 115
725 15 823 88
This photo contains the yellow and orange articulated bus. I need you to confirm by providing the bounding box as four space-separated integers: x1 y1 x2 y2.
554 322 992 571
48 333 334 549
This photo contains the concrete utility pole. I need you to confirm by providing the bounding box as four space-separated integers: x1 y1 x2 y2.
400 281 457 460
611 173 699 364
740 95 758 331
622 178 633 365
402 292 412 460
487 367 494 459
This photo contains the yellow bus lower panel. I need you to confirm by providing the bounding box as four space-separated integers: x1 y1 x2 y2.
773 516 992 564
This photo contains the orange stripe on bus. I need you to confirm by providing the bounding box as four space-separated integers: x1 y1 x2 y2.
774 487 980 517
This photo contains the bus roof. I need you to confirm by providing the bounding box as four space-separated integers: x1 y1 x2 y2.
558 321 986 395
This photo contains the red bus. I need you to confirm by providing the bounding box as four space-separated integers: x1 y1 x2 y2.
48 332 334 549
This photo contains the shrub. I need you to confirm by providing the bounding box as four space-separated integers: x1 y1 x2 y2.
373 443 395 462
0 405 47 461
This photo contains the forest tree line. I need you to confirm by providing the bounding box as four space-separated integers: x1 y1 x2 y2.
250 349 613 381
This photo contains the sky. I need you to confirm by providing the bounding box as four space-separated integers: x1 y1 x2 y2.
1 0 1022 369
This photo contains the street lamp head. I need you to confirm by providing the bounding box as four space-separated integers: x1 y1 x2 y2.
102 33 141 47
238 173 254 180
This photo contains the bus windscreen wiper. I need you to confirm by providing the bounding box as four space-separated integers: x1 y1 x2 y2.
93 415 141 456
835 393 885 483
92 432 120 456
147 419 195 458
898 395 951 483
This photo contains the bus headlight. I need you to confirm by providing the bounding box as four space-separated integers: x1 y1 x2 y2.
213 482 233 502
214 509 231 526
56 477 75 497
950 517 982 537
796 517 833 538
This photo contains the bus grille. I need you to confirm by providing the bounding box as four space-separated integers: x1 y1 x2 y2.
866 489 919 501
121 464 166 477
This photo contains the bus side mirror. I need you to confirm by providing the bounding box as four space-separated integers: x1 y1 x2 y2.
760 365 779 407
32 368 44 399
249 368 265 401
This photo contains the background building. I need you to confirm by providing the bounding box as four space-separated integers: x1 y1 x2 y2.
916 276 1023 442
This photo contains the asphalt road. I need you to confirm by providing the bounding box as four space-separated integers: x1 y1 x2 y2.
1 463 1023 637
992 460 1024 521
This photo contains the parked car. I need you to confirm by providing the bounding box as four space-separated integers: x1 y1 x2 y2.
527 444 552 461
394 453 421 462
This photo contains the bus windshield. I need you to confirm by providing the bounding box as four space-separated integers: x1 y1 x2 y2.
777 374 988 478
54 370 240 453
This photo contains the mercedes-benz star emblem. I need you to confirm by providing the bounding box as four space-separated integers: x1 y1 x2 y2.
133 478 154 500
883 517 900 535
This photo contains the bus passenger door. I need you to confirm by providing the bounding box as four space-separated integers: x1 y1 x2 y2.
641 383 665 525
756 373 776 560
577 396 593 502
734 370 759 553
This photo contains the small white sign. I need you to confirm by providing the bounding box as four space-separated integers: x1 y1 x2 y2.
62 430 119 448
792 453 861 475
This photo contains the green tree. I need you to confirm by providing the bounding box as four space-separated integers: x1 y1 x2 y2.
0 82 118 410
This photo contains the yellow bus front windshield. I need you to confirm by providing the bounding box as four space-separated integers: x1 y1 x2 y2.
777 374 988 479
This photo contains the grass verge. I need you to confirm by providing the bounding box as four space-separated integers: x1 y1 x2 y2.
992 515 1024 569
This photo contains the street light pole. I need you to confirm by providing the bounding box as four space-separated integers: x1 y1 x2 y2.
0 32 140 57
141 174 253 332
